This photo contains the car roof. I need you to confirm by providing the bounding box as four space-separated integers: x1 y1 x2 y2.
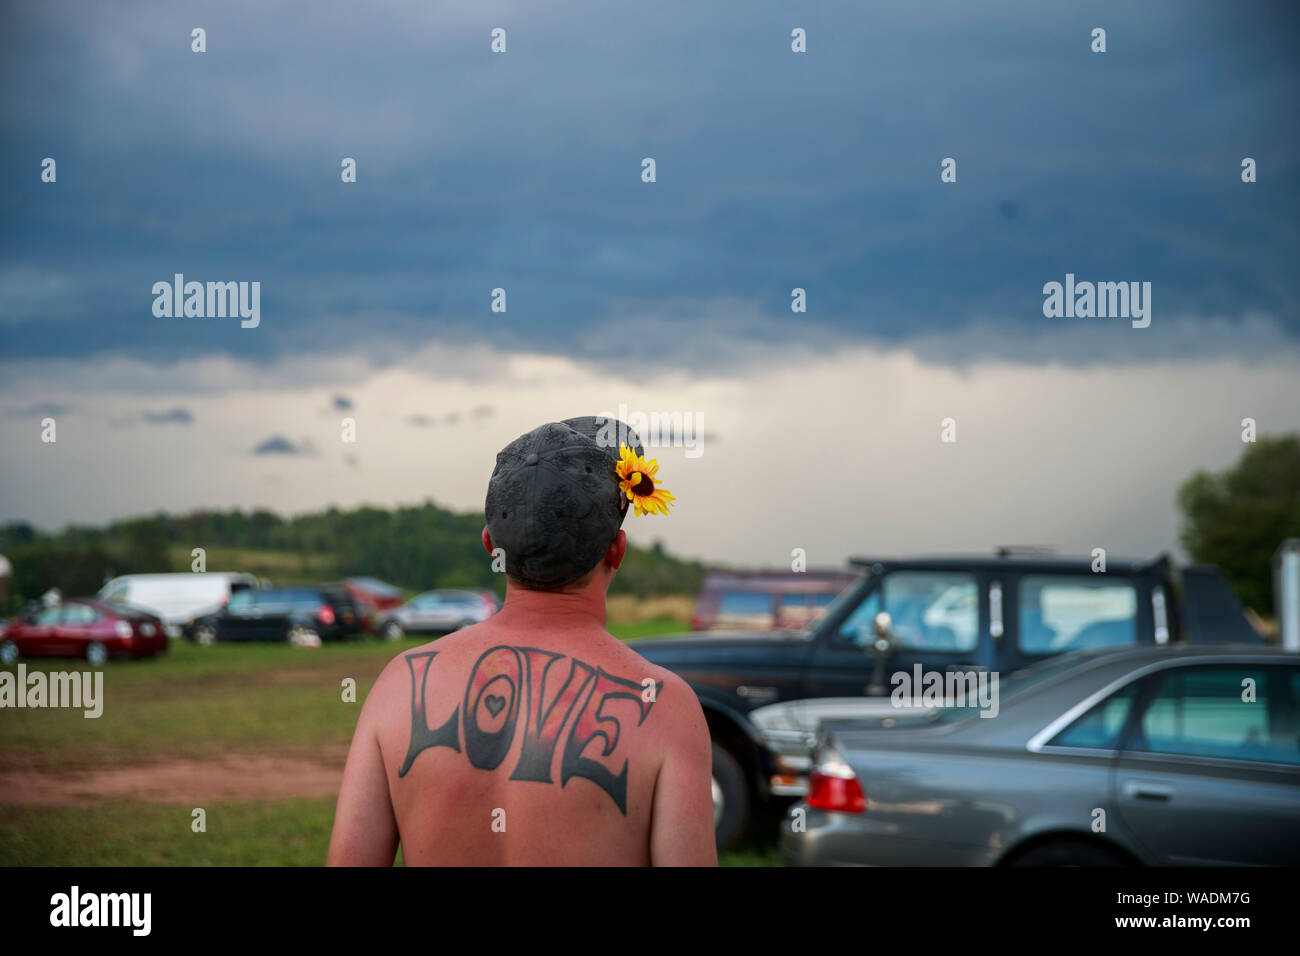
848 553 1170 575
105 572 256 583
823 642 1300 752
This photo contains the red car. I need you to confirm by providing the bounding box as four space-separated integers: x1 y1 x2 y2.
0 599 168 667
341 577 407 633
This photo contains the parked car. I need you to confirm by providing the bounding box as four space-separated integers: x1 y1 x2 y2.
98 572 259 638
340 577 406 633
190 586 361 645
0 598 168 666
691 570 858 631
781 644 1300 866
376 589 497 640
631 551 1263 851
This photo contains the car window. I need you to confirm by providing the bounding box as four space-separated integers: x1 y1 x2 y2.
228 590 254 610
35 606 63 625
781 593 837 609
888 572 980 651
717 591 774 618
1047 681 1142 749
1132 665 1299 766
61 603 100 625
1018 575 1137 654
835 587 881 648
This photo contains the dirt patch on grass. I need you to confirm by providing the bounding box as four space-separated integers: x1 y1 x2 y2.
0 750 348 807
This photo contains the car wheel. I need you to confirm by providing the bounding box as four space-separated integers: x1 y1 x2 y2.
711 743 750 854
194 624 218 646
1010 841 1129 867
383 621 404 641
85 641 108 668
0 640 18 666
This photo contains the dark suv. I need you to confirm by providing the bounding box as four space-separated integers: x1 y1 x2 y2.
630 552 1263 851
191 586 361 644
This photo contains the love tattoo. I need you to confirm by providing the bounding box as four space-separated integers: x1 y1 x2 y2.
399 645 664 815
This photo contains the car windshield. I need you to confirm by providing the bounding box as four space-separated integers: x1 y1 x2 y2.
805 575 870 636
926 651 1099 724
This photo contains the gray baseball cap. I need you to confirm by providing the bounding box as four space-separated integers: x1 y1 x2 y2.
485 416 645 590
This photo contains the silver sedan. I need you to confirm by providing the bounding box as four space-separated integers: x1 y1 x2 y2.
377 590 495 640
781 645 1300 866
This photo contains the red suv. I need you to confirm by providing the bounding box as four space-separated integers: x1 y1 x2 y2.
0 599 169 667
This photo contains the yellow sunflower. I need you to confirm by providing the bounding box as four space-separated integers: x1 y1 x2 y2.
616 444 676 516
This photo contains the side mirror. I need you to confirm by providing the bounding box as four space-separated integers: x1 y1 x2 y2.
873 611 893 640
866 610 895 695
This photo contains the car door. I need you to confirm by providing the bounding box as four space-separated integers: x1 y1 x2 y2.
805 569 987 699
257 591 304 640
404 594 437 631
1112 662 1300 865
56 602 101 655
219 590 261 641
20 605 64 655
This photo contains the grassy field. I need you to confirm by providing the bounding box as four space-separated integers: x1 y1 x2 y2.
0 615 782 866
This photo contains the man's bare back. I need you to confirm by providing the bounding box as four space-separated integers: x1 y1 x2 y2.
329 604 714 865
328 417 716 865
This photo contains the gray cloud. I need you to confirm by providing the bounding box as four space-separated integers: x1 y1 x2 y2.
252 435 317 456
141 406 194 425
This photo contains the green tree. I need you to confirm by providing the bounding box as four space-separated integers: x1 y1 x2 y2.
1177 434 1300 612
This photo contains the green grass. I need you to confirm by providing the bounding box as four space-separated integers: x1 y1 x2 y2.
608 617 692 641
0 798 340 866
0 616 782 865
0 798 777 866
0 638 414 769
0 620 690 770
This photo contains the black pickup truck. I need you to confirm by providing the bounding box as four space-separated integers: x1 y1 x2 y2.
630 552 1262 850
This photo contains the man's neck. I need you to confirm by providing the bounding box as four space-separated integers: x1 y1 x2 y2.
497 580 608 629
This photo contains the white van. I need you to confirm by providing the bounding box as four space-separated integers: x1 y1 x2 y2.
99 572 260 638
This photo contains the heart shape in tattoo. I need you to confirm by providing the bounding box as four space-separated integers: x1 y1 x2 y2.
484 694 506 717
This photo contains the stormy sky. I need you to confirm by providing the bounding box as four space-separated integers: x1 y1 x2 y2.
1 0 1297 570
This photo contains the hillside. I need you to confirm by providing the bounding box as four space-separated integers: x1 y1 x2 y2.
0 503 707 610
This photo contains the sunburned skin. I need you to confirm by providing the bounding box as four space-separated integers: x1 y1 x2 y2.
327 562 717 867
398 644 663 815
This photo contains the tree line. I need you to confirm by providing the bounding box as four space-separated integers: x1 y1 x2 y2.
0 502 707 612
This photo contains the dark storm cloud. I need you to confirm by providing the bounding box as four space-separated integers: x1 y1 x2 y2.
141 407 194 425
252 435 316 456
6 402 75 418
0 0 1296 374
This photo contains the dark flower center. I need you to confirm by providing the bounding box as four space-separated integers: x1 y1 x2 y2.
632 475 655 496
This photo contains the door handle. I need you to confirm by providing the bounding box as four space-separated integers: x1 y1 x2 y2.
1123 780 1174 801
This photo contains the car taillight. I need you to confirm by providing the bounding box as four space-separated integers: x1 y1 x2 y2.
317 605 336 625
114 619 133 639
806 742 865 813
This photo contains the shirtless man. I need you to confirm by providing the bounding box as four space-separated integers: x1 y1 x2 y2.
327 417 717 866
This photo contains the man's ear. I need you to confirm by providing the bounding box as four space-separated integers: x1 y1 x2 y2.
605 529 628 571
482 525 494 556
